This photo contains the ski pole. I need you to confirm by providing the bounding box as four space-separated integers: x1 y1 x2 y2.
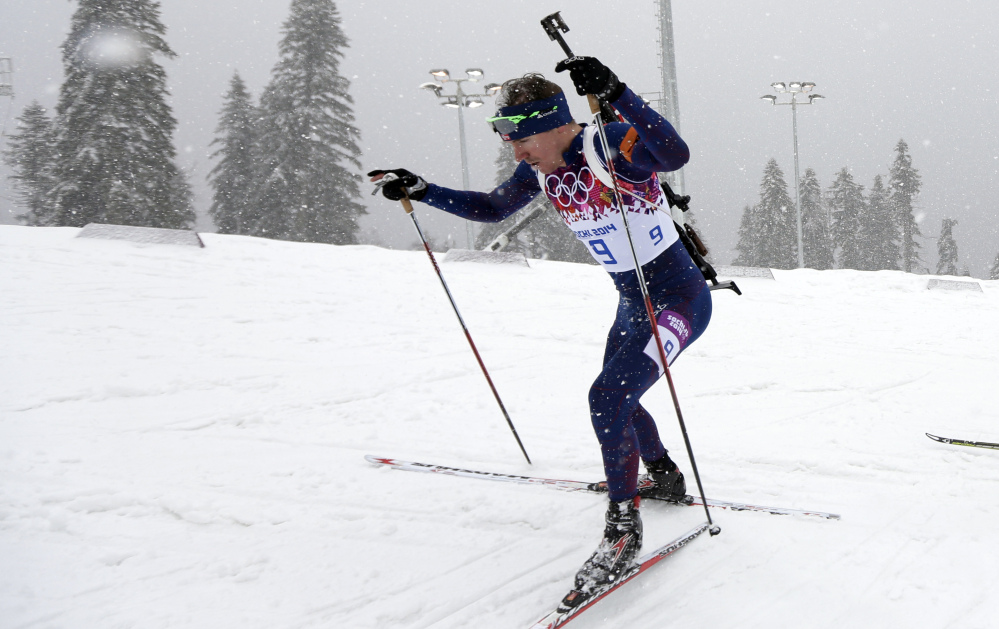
542 12 718 535
398 194 532 465
592 116 719 535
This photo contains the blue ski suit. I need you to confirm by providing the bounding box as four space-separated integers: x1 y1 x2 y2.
418 87 711 502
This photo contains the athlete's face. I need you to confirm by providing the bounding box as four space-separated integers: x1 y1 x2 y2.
508 124 579 175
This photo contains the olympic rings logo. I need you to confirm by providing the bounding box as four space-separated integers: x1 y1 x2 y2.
545 167 596 206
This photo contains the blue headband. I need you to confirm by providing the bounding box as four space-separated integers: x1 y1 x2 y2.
488 92 574 140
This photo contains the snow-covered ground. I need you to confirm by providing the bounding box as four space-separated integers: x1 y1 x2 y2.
2 224 997 629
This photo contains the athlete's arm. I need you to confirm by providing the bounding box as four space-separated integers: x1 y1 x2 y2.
610 87 689 173
420 160 541 222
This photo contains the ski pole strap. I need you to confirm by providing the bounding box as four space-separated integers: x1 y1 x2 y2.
580 125 675 218
581 126 616 189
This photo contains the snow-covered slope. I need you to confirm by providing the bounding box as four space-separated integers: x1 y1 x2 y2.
2 225 997 629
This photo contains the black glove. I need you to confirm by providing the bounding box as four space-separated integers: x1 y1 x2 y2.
554 56 626 103
367 168 428 202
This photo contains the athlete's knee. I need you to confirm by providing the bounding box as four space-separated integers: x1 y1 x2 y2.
588 385 617 431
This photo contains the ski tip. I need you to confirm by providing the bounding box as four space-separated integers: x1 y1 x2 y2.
926 433 947 443
365 455 402 468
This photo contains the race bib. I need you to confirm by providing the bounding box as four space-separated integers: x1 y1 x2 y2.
643 310 692 374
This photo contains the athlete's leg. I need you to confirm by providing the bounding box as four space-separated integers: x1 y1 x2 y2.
590 279 712 502
589 332 661 502
630 404 666 463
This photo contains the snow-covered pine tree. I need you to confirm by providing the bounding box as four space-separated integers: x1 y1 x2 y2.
169 167 195 225
990 251 999 280
799 168 833 270
754 159 797 269
935 218 959 276
829 167 866 270
862 174 900 270
50 0 194 229
208 72 259 235
251 0 364 244
731 204 759 267
2 102 56 225
888 139 923 273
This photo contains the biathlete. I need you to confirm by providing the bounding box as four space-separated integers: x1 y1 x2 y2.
369 56 711 610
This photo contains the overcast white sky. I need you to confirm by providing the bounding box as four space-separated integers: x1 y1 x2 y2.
2 0 998 273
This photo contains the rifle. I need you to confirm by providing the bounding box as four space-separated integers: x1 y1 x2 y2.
660 182 741 295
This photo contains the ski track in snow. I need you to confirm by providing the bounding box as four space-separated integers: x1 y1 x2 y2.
1 225 998 628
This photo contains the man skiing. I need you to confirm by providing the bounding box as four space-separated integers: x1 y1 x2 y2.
369 56 711 610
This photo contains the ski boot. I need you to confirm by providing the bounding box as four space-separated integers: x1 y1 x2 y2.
642 452 689 503
558 497 643 613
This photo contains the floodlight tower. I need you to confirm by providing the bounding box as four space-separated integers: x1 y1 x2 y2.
656 0 684 202
761 81 824 269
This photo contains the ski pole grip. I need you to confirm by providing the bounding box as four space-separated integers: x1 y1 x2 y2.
587 94 601 115
400 196 415 214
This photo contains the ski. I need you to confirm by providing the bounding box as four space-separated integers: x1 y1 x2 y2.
365 455 840 520
528 522 708 629
926 433 999 450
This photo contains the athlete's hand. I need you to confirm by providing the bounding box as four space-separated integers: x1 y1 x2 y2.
554 56 625 103
368 168 428 202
